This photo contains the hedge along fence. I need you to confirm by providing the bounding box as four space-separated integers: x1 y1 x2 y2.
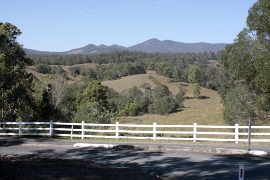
1 121 270 143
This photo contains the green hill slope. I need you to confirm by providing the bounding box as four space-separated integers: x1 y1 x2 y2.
102 71 224 126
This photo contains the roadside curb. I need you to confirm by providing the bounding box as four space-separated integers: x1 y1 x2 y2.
73 143 116 148
73 143 146 150
73 143 251 154
248 150 268 156
147 146 248 154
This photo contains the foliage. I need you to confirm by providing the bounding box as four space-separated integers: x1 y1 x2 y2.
221 0 270 124
153 95 178 115
119 103 140 116
36 89 55 121
118 86 148 116
29 50 222 91
152 84 171 100
190 83 201 98
188 66 202 83
74 102 111 124
222 83 267 125
175 84 187 108
69 66 82 76
0 22 35 122
35 63 52 74
78 80 110 110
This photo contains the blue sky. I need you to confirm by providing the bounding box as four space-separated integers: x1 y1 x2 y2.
2 0 257 52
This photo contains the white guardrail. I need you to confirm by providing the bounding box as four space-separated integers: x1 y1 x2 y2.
1 121 270 143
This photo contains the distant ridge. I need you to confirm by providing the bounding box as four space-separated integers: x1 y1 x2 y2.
24 38 226 55
128 38 226 53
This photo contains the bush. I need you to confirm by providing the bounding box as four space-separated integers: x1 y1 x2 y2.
69 66 82 76
153 95 178 115
35 63 51 74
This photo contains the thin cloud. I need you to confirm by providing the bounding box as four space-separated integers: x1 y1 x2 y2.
18 0 176 21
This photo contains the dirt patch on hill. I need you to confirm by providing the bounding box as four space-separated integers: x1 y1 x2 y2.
0 154 162 180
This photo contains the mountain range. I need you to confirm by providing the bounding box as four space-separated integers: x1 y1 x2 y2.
24 38 227 55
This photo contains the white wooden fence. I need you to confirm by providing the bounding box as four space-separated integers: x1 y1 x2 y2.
1 121 270 143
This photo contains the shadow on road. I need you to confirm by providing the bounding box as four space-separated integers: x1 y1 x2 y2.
23 146 270 179
1 137 270 179
0 137 25 147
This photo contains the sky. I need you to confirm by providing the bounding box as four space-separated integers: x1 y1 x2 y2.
1 0 258 52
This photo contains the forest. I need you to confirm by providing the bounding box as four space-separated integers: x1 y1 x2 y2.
1 0 270 126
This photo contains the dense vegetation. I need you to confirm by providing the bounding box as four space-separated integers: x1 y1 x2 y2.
1 23 222 123
221 0 270 125
1 0 269 126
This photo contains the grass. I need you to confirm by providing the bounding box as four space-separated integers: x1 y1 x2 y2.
102 70 227 140
27 66 226 137
103 71 224 126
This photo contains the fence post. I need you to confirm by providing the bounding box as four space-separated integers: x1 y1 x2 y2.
248 119 252 151
19 120 22 136
81 121 85 140
116 122 119 139
153 122 157 141
235 124 239 144
71 125 73 140
49 120 53 137
193 123 197 142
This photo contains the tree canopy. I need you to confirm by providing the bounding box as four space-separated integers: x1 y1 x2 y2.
221 0 270 124
0 22 35 121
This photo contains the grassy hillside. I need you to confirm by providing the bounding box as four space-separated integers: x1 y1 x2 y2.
27 65 224 126
102 71 224 126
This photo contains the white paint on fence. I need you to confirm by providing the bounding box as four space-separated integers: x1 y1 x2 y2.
1 121 270 143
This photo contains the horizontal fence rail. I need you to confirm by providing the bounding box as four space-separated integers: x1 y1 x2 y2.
1 121 270 143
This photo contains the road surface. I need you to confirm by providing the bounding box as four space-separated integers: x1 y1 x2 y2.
1 137 270 179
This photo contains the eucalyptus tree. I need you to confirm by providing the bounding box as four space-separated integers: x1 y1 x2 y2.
221 0 270 124
0 22 35 121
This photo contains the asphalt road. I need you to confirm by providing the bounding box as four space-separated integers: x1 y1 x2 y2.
1 137 270 179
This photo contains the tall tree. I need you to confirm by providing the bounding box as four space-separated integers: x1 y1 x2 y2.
188 66 202 84
221 0 270 124
190 83 201 98
77 80 110 109
175 84 187 108
50 74 68 109
0 22 35 121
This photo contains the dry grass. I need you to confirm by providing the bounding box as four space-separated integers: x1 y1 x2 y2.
103 71 226 139
102 71 160 93
104 71 224 126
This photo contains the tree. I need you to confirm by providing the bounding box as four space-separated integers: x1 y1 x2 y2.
153 96 178 115
34 63 52 74
50 74 68 109
77 80 110 110
190 83 201 98
69 66 81 76
152 84 171 101
75 81 112 123
36 89 54 121
0 22 35 121
247 0 270 40
119 103 140 116
175 84 187 108
222 83 267 125
74 102 111 124
188 66 202 84
221 0 270 124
